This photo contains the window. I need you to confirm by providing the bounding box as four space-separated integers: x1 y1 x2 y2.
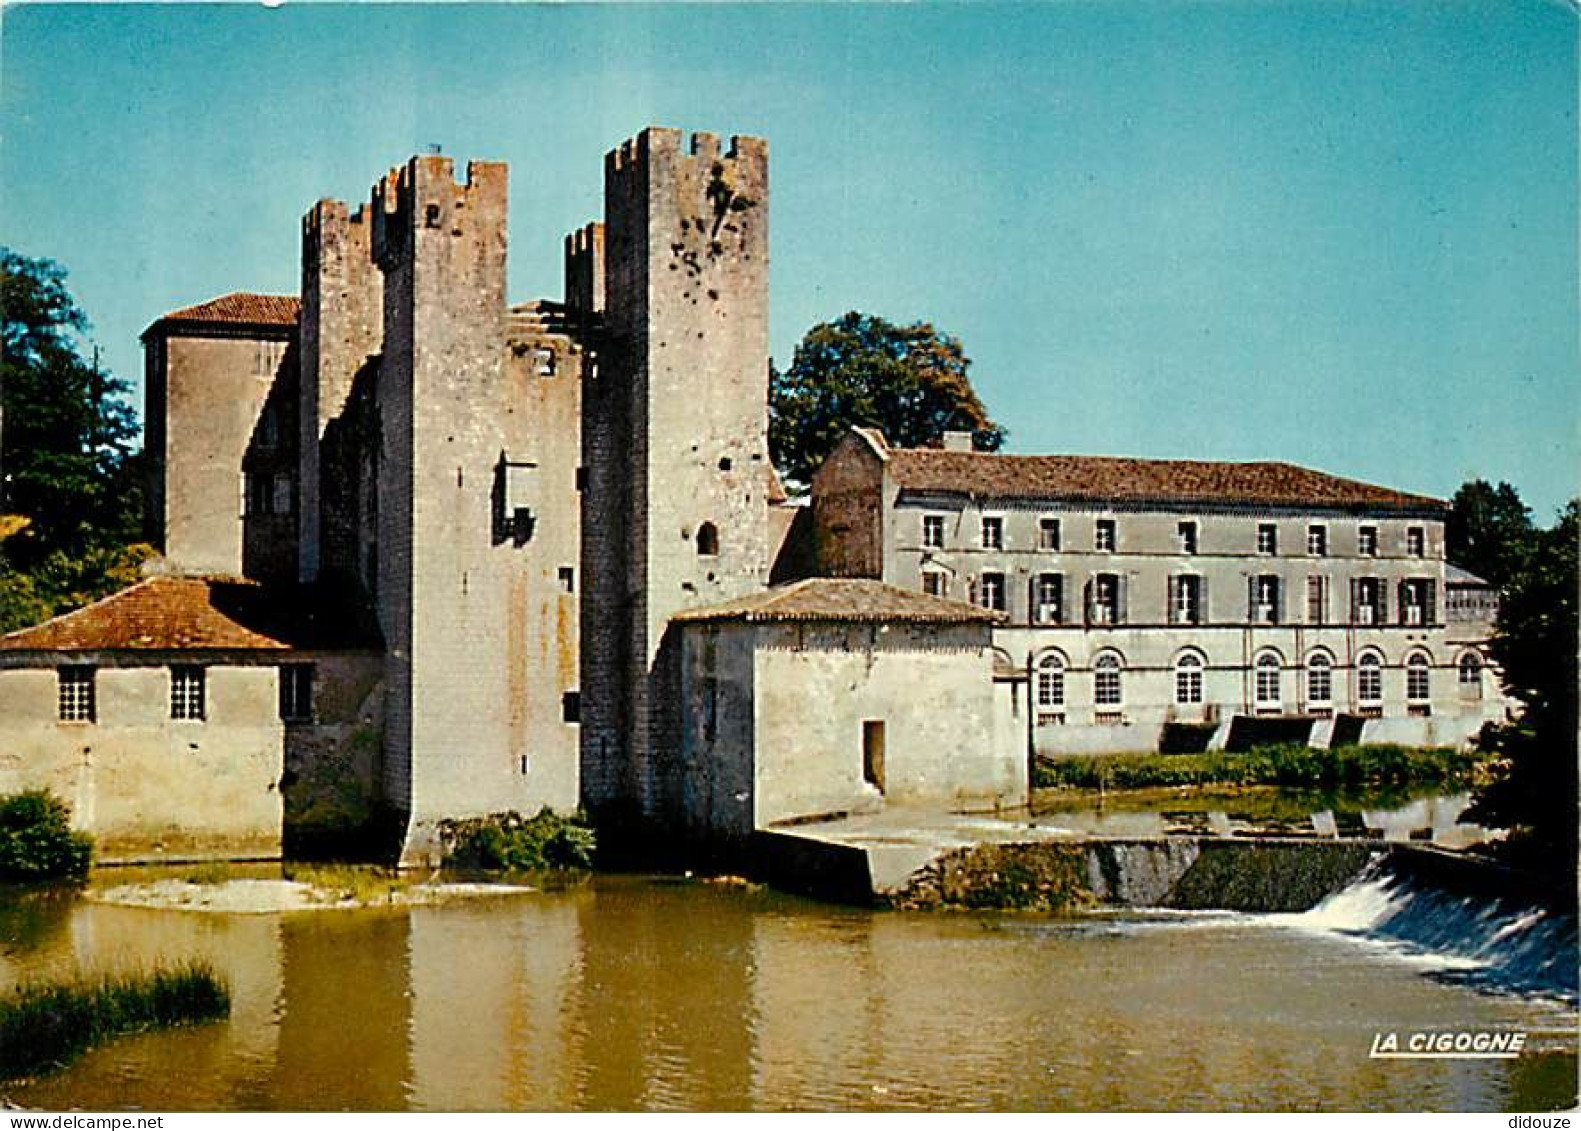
280 664 314 722
1407 527 1425 557
1095 519 1116 552
1257 523 1277 555
1094 652 1123 707
170 666 206 721
1251 575 1280 624
696 522 719 557
1399 579 1433 625
58 666 95 723
1090 573 1121 625
1306 575 1326 624
1172 575 1202 625
1307 654 1333 705
977 572 1006 612
1036 654 1066 709
921 569 948 598
558 567 576 594
1458 653 1483 699
1354 577 1384 625
272 473 294 516
1358 525 1378 557
533 347 556 377
1255 653 1282 708
257 404 279 448
1038 517 1061 551
247 474 272 517
1357 653 1383 704
1178 521 1198 555
1174 654 1204 705
1307 525 1327 556
1406 654 1431 701
922 514 945 549
1033 573 1063 624
562 691 581 724
981 515 1004 550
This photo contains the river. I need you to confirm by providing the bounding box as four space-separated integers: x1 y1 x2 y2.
1 870 1575 1111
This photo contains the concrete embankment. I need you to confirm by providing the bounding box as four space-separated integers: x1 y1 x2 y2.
748 814 1501 914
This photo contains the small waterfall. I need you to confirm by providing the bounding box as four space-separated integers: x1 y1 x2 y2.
1293 855 1578 1002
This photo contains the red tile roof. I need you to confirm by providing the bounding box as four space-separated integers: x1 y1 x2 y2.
149 293 300 332
0 577 374 654
671 578 1003 626
881 445 1443 512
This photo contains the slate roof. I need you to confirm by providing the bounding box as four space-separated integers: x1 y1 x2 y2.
145 293 300 336
869 435 1443 512
0 576 378 654
671 578 1003 626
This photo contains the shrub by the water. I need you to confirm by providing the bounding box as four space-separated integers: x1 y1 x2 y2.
1034 743 1481 792
0 961 230 1080
0 790 92 881
439 808 596 872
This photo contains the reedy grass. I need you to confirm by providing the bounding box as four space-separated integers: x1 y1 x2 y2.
0 961 229 1080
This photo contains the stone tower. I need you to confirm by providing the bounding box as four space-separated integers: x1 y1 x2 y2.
367 156 526 859
298 200 382 586
581 128 772 823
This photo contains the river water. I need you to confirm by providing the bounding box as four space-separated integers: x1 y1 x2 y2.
1 873 1575 1112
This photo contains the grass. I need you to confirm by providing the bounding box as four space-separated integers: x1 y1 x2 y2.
1033 743 1483 792
0 961 230 1080
281 863 421 905
0 791 92 882
181 861 234 885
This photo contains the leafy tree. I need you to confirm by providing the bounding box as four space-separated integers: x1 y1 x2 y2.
768 312 1006 488
1466 501 1579 882
1 250 148 631
1447 479 1536 588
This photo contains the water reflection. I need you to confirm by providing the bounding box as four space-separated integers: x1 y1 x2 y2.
2 877 1574 1112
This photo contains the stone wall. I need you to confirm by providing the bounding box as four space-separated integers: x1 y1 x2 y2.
0 662 284 860
148 329 294 576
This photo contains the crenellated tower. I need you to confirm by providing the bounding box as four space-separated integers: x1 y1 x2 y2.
581 128 771 822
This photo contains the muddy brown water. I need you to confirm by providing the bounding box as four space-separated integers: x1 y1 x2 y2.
1 873 1575 1111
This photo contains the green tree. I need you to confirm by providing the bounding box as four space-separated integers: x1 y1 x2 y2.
1 250 148 631
1466 500 1579 882
768 312 1006 488
1446 479 1536 589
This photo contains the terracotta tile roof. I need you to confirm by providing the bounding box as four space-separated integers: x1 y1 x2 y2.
0 577 377 654
671 578 1004 626
883 445 1443 512
149 293 300 332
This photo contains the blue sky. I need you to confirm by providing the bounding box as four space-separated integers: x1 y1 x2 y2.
3 1 1576 516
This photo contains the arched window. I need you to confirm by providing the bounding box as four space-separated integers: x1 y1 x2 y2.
1357 652 1383 704
1407 653 1431 701
696 522 719 557
1306 653 1333 706
1174 653 1204 705
1458 652 1483 699
1036 653 1066 709
1094 652 1123 707
1255 652 1282 707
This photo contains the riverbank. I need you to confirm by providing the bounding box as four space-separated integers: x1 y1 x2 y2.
1033 743 1484 791
89 876 536 914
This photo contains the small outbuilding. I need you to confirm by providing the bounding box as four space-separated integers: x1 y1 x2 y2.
669 578 1023 842
0 576 383 861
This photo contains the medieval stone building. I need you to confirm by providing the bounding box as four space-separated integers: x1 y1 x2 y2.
0 126 1500 861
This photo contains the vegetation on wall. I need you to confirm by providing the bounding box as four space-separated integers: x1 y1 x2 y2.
0 962 229 1080
438 808 597 872
1 249 150 633
1033 744 1482 792
0 790 92 882
768 311 1005 488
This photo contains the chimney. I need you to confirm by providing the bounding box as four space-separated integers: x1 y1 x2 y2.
942 431 974 453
